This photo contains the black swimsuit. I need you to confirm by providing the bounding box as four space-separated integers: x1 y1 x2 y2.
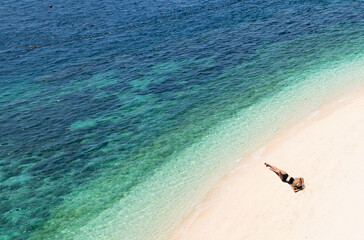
282 173 294 184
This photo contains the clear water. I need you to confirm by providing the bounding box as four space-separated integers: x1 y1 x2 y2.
0 0 363 239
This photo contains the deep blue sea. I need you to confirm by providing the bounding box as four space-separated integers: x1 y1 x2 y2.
1 0 363 239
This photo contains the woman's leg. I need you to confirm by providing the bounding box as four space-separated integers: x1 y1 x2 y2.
264 163 287 181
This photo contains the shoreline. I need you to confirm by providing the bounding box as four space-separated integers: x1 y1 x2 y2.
169 84 364 240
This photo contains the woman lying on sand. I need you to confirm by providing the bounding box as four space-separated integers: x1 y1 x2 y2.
265 163 305 193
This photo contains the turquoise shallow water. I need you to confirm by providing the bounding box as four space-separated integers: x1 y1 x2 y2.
1 0 364 239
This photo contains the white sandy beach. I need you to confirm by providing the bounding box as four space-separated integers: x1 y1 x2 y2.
170 85 364 240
